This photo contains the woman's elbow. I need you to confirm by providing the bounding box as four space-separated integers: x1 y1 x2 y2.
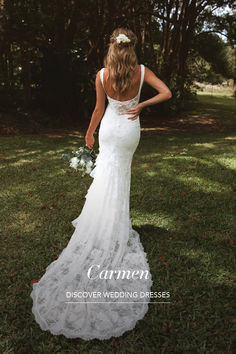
166 90 172 99
94 106 105 116
160 90 172 100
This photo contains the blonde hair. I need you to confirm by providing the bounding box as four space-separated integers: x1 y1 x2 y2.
104 27 138 94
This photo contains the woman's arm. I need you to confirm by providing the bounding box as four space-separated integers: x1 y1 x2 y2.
125 66 172 120
140 66 172 109
85 70 106 149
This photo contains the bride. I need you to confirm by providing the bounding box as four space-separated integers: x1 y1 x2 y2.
30 27 172 340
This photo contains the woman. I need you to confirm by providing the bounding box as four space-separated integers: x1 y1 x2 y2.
30 27 172 341
85 29 172 150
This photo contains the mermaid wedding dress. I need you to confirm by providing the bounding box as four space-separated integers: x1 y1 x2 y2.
30 64 153 340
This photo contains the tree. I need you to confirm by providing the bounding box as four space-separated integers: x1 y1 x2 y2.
0 0 235 122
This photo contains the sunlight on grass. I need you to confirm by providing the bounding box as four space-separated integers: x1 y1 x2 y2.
224 136 236 140
197 88 233 98
180 248 213 262
193 143 216 148
216 158 236 170
176 175 224 192
146 171 157 177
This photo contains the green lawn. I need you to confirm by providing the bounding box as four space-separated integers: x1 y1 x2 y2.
0 92 236 353
182 88 236 131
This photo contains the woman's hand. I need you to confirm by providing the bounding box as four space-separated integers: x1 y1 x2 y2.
125 103 143 120
85 133 95 149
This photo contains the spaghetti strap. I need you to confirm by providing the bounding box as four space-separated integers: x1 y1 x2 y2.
138 64 145 95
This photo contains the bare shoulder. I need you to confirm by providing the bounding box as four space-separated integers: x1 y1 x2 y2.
96 69 102 78
95 69 103 85
143 65 172 95
98 67 108 82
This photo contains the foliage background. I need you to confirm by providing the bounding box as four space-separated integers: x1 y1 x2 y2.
0 0 235 127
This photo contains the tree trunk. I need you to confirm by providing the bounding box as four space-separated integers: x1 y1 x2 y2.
21 45 31 105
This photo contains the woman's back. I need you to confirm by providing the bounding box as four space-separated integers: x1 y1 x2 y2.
102 64 142 102
100 64 145 116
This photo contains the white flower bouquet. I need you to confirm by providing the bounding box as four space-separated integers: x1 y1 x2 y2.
61 145 97 177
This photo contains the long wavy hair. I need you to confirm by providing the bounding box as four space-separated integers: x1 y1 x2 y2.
103 28 138 94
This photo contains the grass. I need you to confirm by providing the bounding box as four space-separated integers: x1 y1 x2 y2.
181 87 236 131
0 91 236 353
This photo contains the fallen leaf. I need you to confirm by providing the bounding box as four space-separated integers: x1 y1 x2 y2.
111 342 119 348
9 273 16 278
162 324 169 333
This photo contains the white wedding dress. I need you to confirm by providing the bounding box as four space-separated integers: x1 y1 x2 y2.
30 64 153 340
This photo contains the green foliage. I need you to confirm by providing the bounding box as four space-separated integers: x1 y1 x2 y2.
193 33 233 79
167 74 197 113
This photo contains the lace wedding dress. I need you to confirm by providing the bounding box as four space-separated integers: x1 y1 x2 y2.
30 64 153 340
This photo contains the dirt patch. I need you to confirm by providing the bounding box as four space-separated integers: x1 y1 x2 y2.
140 113 227 135
0 111 231 138
0 112 43 136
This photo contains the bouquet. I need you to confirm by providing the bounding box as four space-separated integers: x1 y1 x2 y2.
61 145 97 177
